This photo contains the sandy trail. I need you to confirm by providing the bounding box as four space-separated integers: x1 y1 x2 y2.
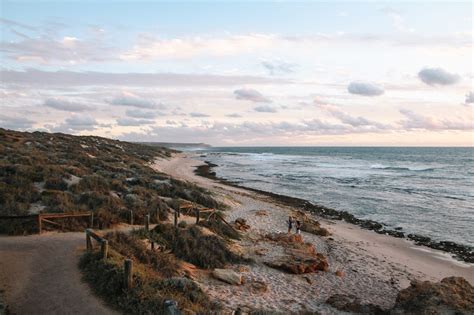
0 231 118 315
154 153 474 313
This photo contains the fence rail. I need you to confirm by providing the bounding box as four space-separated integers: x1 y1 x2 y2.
0 212 93 234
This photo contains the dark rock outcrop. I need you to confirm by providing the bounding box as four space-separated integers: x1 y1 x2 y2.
391 276 474 315
326 294 385 314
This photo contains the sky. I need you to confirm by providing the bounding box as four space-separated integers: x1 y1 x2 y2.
0 1 473 146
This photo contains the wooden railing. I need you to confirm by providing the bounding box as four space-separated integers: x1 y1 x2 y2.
0 212 93 234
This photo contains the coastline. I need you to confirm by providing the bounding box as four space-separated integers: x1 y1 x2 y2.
154 153 473 281
194 160 474 264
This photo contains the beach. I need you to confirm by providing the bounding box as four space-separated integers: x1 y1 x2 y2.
153 153 474 313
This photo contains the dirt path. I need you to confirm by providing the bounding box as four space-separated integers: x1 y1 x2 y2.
0 232 118 315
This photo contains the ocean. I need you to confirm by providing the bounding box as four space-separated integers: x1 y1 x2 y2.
196 147 474 247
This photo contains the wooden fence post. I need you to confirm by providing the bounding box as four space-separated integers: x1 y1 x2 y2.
145 214 150 231
86 229 92 251
37 214 42 234
124 259 133 289
195 208 200 224
101 239 108 260
130 210 134 225
174 210 178 227
89 213 94 228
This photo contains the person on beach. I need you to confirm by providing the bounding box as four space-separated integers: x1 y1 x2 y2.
287 216 294 233
296 220 301 234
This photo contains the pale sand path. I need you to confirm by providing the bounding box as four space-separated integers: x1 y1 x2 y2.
0 231 120 315
153 153 474 313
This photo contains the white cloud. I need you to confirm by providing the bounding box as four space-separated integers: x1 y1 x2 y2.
399 109 472 130
116 117 155 126
189 112 211 118
234 88 271 103
261 59 297 76
0 114 34 130
319 104 390 129
465 91 474 104
226 113 242 118
347 82 384 96
1 69 288 87
120 33 277 60
43 97 94 112
418 68 460 86
126 109 158 118
254 105 278 113
109 91 162 109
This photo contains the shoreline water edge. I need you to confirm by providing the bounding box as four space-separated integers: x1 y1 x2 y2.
194 160 474 264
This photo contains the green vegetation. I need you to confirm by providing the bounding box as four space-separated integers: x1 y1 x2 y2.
79 241 217 314
0 128 224 234
145 223 250 269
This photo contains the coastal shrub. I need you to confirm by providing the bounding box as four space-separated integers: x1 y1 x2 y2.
44 176 68 191
199 217 241 240
79 250 216 314
41 190 76 212
150 223 249 269
0 128 222 235
105 231 179 278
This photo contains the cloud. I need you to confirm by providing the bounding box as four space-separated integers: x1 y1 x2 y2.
189 112 210 118
347 82 384 96
319 104 389 129
125 109 158 119
399 109 472 130
418 68 460 86
226 113 242 118
234 88 271 103
0 114 34 130
120 33 277 60
261 59 297 76
465 91 474 104
1 69 288 87
43 97 93 112
382 7 414 33
65 115 98 130
109 92 161 109
48 115 99 133
116 117 155 126
254 105 278 113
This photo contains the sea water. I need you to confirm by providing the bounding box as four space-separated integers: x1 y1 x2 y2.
196 147 474 247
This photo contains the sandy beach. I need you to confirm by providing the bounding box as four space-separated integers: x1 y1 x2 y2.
152 153 474 313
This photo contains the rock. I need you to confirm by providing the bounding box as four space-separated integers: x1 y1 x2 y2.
264 253 328 274
255 210 268 216
326 294 384 314
301 219 330 236
407 233 431 244
250 281 268 293
391 276 474 315
264 232 329 274
255 248 267 256
234 218 250 231
212 269 242 285
303 276 313 284
335 270 344 277
265 232 304 244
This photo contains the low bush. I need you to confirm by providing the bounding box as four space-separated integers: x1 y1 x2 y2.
105 231 179 278
150 223 249 269
199 217 241 240
79 249 216 314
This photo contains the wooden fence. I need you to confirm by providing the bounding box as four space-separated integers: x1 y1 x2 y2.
0 212 93 234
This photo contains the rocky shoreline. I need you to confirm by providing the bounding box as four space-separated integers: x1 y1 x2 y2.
195 161 474 264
